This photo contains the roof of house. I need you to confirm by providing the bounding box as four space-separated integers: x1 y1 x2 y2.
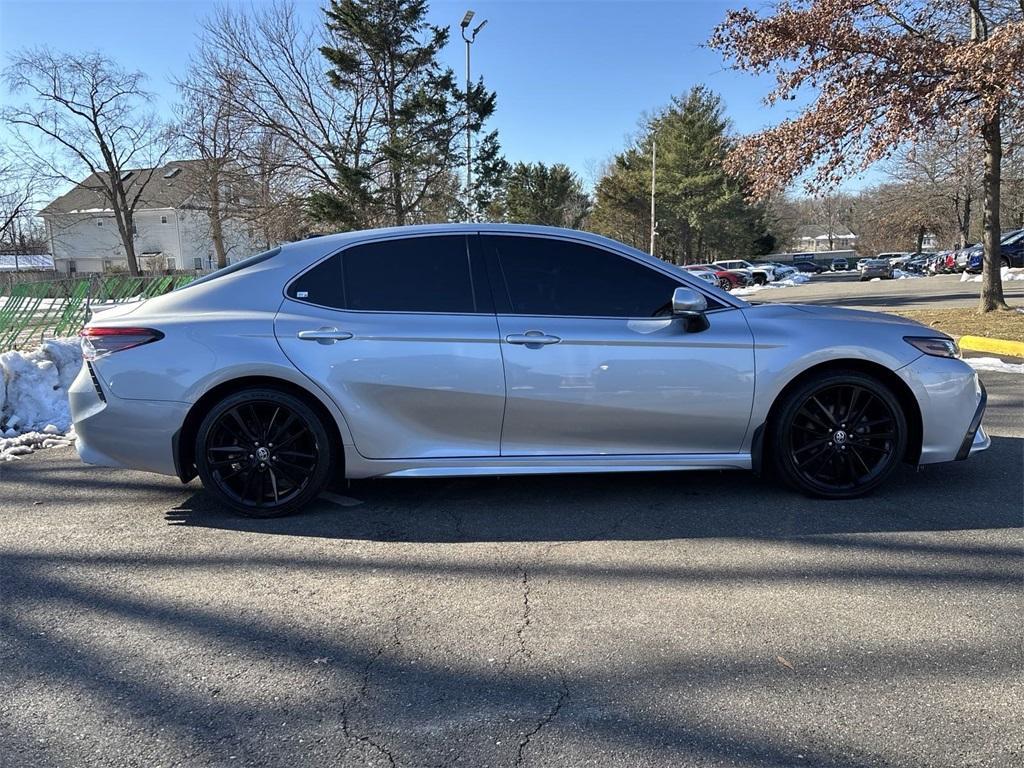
794 224 857 240
0 253 55 271
39 160 209 217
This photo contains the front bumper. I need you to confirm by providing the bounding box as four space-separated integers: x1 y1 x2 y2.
69 363 189 477
956 381 989 460
897 355 990 465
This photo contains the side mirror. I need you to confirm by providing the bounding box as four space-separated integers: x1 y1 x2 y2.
671 286 709 333
672 286 707 316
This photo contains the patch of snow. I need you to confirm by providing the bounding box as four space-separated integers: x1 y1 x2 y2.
892 269 921 279
0 337 83 461
960 267 1024 282
964 356 1024 374
869 277 882 282
733 273 812 297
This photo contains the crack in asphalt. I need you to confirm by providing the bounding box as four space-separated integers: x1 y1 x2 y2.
513 673 570 768
502 567 532 672
339 630 399 768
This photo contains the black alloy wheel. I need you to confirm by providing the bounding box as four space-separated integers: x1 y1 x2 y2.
772 372 907 498
195 388 332 517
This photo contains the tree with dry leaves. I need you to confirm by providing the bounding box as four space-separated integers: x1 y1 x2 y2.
710 0 1024 311
3 50 172 275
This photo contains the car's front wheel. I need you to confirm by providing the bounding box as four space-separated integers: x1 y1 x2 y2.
195 388 332 517
770 371 907 499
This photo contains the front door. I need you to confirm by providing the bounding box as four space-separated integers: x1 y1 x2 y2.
275 234 505 460
483 234 755 456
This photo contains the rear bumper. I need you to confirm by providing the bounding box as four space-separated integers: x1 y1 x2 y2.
69 363 188 477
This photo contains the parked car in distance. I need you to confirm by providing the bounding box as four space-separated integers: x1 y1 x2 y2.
693 264 751 290
72 224 989 517
860 258 894 281
714 259 773 285
681 265 721 288
856 258 870 271
830 257 849 271
766 263 797 280
792 260 826 274
965 229 1024 273
901 253 931 274
955 244 979 271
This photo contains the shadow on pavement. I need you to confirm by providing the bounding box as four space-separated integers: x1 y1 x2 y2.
163 436 1024 544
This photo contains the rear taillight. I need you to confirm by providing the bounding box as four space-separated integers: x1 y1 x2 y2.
80 327 164 360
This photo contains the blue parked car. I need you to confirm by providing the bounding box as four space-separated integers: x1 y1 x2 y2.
966 229 1024 273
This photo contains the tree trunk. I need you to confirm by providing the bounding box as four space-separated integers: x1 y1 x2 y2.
979 110 1007 312
916 224 925 254
960 185 971 249
209 175 227 270
110 190 140 276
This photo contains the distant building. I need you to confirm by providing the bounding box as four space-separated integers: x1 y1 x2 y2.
793 224 858 253
38 160 263 275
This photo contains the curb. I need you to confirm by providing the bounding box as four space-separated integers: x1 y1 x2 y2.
959 335 1024 358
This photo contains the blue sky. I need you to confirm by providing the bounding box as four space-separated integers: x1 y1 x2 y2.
0 0 800 187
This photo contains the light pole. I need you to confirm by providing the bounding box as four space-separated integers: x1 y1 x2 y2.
460 10 487 216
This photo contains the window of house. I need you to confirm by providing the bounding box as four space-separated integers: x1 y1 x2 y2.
163 167 181 179
193 257 203 270
486 236 683 318
161 215 168 224
96 220 103 227
166 257 176 271
132 222 138 236
287 236 479 314
68 260 77 275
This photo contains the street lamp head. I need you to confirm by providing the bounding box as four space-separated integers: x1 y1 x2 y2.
460 10 475 28
472 19 488 36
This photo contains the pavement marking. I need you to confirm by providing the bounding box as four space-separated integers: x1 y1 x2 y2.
960 334 1024 358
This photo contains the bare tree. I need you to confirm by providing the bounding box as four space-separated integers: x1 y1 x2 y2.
3 50 172 275
196 2 371 224
887 126 982 248
0 151 41 248
174 68 250 269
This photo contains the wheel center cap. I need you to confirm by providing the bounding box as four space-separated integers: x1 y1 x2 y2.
256 447 270 462
834 430 848 444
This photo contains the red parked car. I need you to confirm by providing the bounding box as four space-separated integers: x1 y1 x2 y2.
695 264 751 290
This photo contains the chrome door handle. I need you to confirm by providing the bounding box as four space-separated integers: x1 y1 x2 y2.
297 327 353 344
505 331 561 347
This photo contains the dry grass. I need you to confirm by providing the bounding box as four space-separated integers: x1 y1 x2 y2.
889 307 1024 342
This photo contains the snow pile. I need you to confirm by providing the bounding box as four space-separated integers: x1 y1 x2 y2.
1 337 82 461
733 273 812 297
960 267 1024 282
964 356 1024 374
892 269 922 279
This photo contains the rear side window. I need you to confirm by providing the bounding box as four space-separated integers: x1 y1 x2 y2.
288 235 479 313
487 235 682 318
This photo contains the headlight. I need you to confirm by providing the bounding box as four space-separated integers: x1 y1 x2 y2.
904 336 960 359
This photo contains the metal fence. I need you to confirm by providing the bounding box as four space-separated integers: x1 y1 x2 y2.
0 274 197 352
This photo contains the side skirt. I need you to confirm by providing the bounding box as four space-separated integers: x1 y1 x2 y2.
344 453 752 479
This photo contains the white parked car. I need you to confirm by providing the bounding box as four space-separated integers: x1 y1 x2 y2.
713 259 774 285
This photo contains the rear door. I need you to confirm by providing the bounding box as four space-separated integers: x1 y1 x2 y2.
483 234 755 457
275 234 505 460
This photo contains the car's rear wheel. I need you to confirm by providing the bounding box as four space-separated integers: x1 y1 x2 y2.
770 371 907 499
753 274 767 285
719 277 731 290
195 388 332 517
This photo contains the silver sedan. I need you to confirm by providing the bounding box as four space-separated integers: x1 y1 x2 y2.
71 224 989 517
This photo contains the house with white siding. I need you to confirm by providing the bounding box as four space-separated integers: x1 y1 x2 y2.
39 160 263 275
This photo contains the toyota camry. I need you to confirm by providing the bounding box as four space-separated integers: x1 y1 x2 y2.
71 224 989 517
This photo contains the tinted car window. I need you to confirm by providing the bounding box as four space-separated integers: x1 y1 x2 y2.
288 236 478 313
489 235 682 317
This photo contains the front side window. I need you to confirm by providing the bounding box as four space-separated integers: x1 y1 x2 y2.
288 235 479 314
488 236 681 318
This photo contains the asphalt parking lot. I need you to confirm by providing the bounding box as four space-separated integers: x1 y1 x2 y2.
754 270 1024 310
2 279 1022 768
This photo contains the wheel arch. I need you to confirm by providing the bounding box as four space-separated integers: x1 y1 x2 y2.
751 358 923 475
173 375 347 483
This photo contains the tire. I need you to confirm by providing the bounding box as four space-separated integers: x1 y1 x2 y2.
195 388 333 517
1001 257 1011 269
719 278 731 291
769 371 907 499
754 274 767 286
